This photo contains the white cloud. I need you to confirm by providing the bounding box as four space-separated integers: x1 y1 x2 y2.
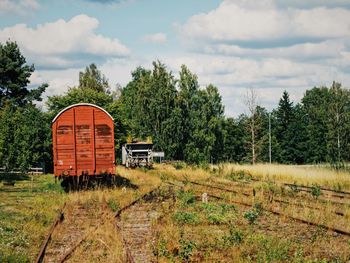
0 0 39 15
155 52 350 116
143 33 167 43
0 14 130 68
179 0 350 44
204 40 345 61
171 0 350 116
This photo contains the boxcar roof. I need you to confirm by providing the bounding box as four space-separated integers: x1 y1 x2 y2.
52 103 114 123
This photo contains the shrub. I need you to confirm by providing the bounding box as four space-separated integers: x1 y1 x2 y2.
173 162 186 170
253 202 263 215
311 184 321 198
244 210 259 224
173 211 200 225
200 203 236 225
107 198 120 212
179 237 196 261
176 190 195 207
227 169 253 181
222 227 244 247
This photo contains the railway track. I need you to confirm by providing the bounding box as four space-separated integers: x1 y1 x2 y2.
248 177 350 202
167 178 350 237
36 186 173 263
205 176 350 208
115 186 175 263
36 202 103 263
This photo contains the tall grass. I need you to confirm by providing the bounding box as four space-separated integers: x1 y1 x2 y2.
220 163 350 190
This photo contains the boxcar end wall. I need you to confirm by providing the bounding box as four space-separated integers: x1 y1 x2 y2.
52 103 115 177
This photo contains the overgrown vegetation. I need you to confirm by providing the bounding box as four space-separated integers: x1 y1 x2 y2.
2 41 350 170
0 174 65 262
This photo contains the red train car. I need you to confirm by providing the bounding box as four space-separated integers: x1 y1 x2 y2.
52 103 115 179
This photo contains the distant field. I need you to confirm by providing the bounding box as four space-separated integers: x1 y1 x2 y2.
1 164 350 262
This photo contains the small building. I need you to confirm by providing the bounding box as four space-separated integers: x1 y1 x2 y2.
122 142 153 168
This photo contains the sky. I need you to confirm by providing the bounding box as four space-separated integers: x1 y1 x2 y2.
1 0 350 116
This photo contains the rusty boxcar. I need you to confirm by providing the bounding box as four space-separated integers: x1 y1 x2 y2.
52 103 115 181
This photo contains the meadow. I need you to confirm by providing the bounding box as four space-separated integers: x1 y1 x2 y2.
1 163 350 262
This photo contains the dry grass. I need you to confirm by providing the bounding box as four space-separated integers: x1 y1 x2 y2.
219 163 350 190
150 163 211 182
62 166 161 262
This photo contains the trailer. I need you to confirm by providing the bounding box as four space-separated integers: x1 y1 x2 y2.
122 142 153 168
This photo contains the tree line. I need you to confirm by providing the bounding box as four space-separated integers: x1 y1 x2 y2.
1 41 350 172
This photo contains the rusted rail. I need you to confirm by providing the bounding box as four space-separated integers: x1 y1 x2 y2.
57 226 99 263
115 186 161 218
114 185 166 263
168 179 350 237
35 203 65 263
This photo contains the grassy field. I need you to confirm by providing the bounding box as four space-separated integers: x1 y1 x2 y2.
0 174 65 262
1 164 350 262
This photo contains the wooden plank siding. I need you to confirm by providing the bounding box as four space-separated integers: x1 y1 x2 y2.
52 104 115 177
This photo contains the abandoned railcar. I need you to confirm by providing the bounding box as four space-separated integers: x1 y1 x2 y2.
52 103 115 181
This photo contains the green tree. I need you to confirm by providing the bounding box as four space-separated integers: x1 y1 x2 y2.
0 103 51 173
79 63 109 93
275 91 296 163
222 117 245 162
0 41 47 107
119 61 178 157
47 87 113 117
301 87 331 163
327 82 350 163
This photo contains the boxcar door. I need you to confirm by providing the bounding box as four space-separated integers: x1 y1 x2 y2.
94 109 115 174
54 110 75 175
75 106 95 175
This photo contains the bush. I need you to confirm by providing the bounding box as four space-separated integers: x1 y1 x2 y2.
244 210 259 224
173 211 200 225
201 203 236 225
176 190 195 207
179 237 196 261
222 227 244 246
107 198 120 212
227 170 252 181
173 162 186 170
311 184 321 198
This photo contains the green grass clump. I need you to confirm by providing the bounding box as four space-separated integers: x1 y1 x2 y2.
172 211 201 225
176 189 195 207
246 234 291 262
107 198 120 212
199 203 236 225
311 184 321 198
244 210 259 225
221 227 244 247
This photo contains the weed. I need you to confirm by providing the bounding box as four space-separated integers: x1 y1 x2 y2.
253 202 263 215
0 251 29 263
176 189 195 207
156 238 170 258
244 235 291 262
311 184 321 198
244 210 259 224
288 182 300 194
159 173 169 181
200 202 236 225
173 211 201 225
107 198 120 212
222 227 244 247
179 232 196 261
173 162 186 170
